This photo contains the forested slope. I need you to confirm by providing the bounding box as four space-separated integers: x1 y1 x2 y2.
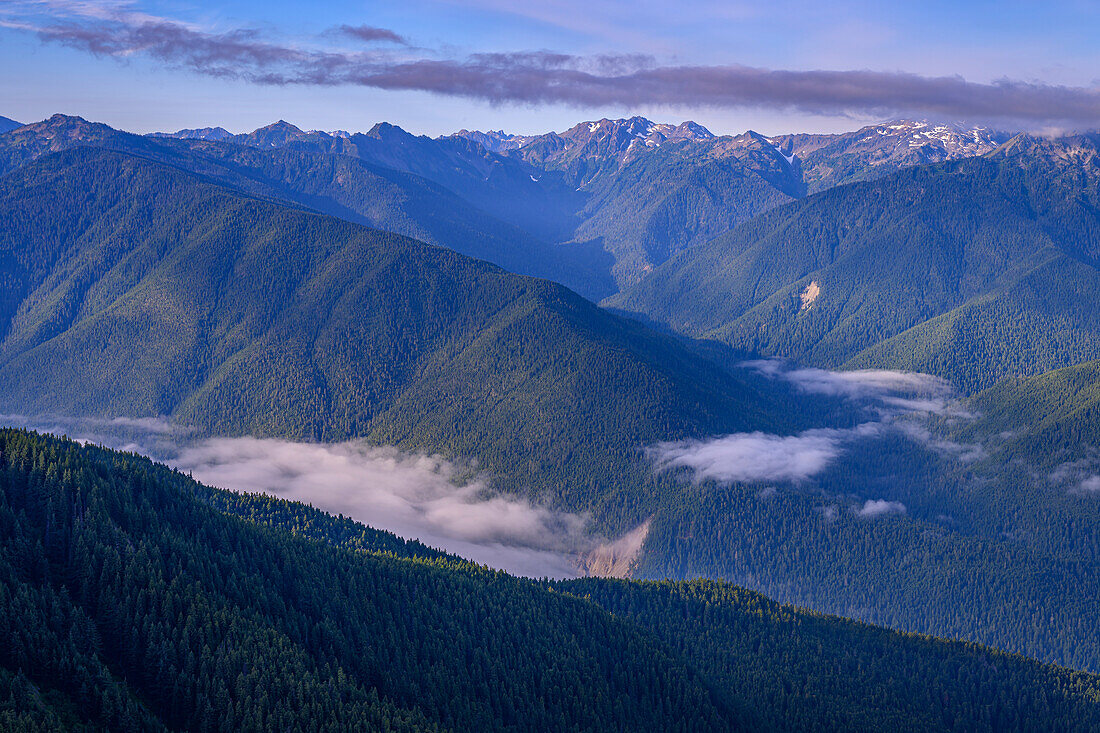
0 115 608 298
0 146 801 525
558 578 1100 732
4 429 1099 731
962 359 1100 462
0 429 738 732
609 139 1100 393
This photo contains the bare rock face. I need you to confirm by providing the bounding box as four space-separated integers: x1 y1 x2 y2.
800 280 821 310
576 520 652 578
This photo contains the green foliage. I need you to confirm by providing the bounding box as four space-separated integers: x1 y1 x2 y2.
5 429 1100 731
557 578 1100 732
0 429 735 732
0 145 800 527
610 141 1100 393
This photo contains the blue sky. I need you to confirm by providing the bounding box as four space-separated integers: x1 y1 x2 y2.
3 0 1099 136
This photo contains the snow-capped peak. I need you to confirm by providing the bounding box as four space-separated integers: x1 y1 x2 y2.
560 117 714 149
446 128 532 152
864 119 1007 156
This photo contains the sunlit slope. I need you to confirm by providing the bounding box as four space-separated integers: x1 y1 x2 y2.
0 147 793 519
610 140 1100 392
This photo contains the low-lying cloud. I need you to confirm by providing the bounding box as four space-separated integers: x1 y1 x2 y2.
1078 476 1100 494
0 412 193 455
743 360 959 413
895 422 986 463
1050 458 1100 496
0 414 623 578
650 423 880 484
178 438 607 579
174 437 588 554
6 2 1100 125
651 364 978 490
858 499 907 517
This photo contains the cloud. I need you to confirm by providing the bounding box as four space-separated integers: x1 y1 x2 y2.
649 364 979 488
1050 458 1100 496
174 438 587 551
0 412 183 434
895 422 986 463
334 25 407 45
0 414 618 578
0 412 195 455
176 435 656 578
649 423 880 484
171 437 615 578
858 499 906 517
8 2 1100 125
743 360 980 420
1078 476 1100 494
744 360 953 404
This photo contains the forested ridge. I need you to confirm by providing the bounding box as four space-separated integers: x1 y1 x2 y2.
0 114 608 298
5 144 1100 677
0 146 808 529
609 135 1100 393
7 116 1100 724
964 358 1100 460
3 429 1099 731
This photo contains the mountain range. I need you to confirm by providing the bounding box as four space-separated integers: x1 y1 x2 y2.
148 125 233 141
609 132 1100 394
142 114 1006 293
0 143 810 529
6 107 1100 726
0 114 610 298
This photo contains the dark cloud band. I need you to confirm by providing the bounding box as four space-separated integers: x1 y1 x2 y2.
335 24 408 45
31 17 1100 125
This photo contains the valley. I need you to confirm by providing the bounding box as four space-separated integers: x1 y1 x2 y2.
3 107 1100 727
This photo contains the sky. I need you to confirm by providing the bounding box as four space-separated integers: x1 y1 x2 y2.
2 0 1100 137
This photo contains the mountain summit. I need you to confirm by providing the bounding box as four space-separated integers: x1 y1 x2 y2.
556 116 715 148
771 119 1013 191
149 126 232 141
451 116 716 161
